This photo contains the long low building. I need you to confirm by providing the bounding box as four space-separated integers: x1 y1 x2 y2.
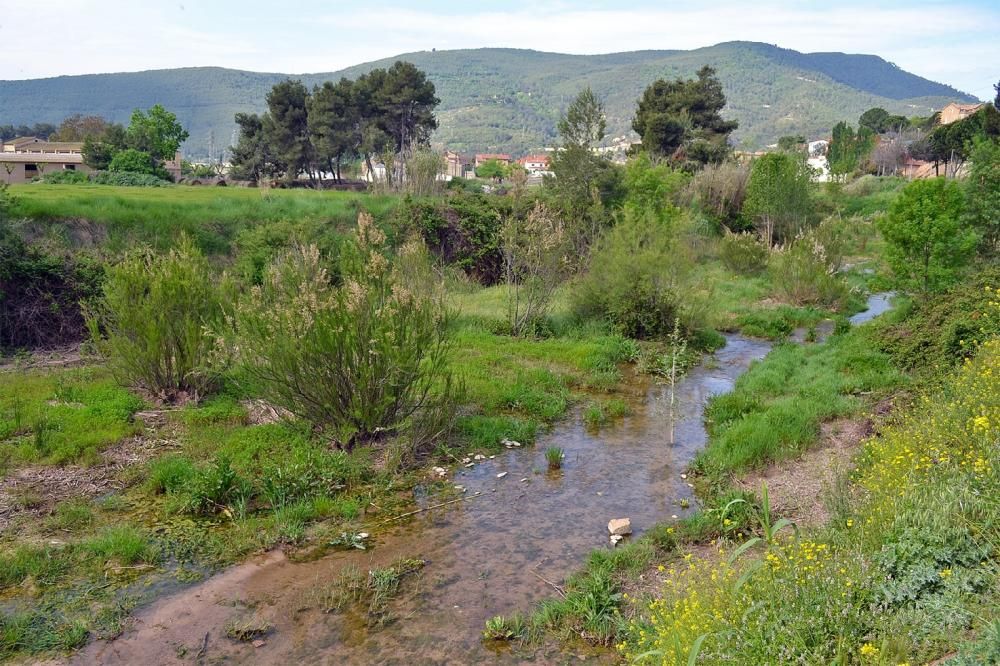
1 137 93 184
0 151 92 184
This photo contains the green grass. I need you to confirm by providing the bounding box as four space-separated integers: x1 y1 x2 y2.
82 526 157 566
695 326 904 477
8 184 401 254
0 367 143 466
508 531 677 645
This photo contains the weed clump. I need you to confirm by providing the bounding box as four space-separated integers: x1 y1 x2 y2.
223 215 459 450
545 446 564 470
86 237 226 401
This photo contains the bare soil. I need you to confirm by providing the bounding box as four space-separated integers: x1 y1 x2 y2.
0 418 177 534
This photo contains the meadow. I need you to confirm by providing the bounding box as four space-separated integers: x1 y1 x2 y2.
0 159 996 663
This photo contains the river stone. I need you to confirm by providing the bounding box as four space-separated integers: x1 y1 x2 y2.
608 518 632 535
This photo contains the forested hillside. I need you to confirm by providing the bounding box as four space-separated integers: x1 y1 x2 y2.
0 42 977 157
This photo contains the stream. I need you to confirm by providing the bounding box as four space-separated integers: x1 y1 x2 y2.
76 295 892 665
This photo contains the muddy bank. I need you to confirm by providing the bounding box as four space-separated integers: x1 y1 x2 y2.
75 335 771 665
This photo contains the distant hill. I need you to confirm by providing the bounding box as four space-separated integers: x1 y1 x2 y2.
0 42 978 158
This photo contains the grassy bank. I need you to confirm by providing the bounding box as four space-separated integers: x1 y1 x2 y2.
7 184 401 254
0 279 638 659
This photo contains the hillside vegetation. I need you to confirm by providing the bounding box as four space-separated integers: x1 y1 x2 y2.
0 42 976 157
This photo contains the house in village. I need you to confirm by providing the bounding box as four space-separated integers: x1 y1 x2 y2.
0 137 93 184
939 102 984 125
517 154 551 174
474 153 511 168
443 151 475 179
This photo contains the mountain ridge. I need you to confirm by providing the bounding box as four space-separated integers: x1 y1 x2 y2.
0 42 978 157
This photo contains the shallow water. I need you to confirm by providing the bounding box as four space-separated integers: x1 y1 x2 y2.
78 295 893 664
78 333 773 665
850 291 895 325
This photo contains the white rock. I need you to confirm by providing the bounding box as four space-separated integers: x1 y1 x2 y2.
496 472 508 479
489 455 495 459
608 518 632 536
680 473 688 480
610 534 624 546
474 454 486 461
671 514 679 519
520 478 529 482
433 466 446 474
358 532 369 539
465 462 474 468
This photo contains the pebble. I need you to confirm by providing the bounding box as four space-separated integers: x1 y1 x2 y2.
496 472 508 479
465 463 474 468
252 639 267 649
520 478 529 482
474 454 486 461
610 535 623 546
680 473 688 479
671 514 679 519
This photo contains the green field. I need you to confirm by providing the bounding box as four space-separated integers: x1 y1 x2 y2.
8 184 401 254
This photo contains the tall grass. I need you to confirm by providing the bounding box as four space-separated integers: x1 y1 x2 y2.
8 184 400 254
696 326 904 476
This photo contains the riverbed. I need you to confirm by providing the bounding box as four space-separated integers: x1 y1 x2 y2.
76 295 892 665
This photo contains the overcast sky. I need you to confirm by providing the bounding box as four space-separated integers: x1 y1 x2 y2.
2 0 997 99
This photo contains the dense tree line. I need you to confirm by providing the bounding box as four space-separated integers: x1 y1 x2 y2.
0 123 57 141
230 61 438 187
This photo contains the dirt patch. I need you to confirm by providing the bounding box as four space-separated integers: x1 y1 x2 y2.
734 399 893 528
0 344 89 371
0 419 178 533
240 399 292 426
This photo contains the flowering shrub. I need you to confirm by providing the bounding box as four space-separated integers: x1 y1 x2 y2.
768 220 852 307
224 213 457 449
86 237 226 400
718 231 768 275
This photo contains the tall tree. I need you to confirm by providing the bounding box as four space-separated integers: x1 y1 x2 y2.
743 152 813 247
965 136 1000 254
374 61 439 153
548 88 621 252
82 123 127 170
632 66 737 167
828 121 874 179
858 107 891 134
308 78 359 183
125 104 189 162
51 115 113 142
264 80 316 186
230 112 282 184
557 87 605 149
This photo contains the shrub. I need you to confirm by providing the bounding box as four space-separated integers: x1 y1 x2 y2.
225 214 458 449
769 226 851 308
0 220 102 350
877 177 977 294
501 202 572 336
40 170 90 185
90 171 172 187
85 237 226 400
686 160 750 231
107 148 158 176
572 207 693 338
718 231 768 274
